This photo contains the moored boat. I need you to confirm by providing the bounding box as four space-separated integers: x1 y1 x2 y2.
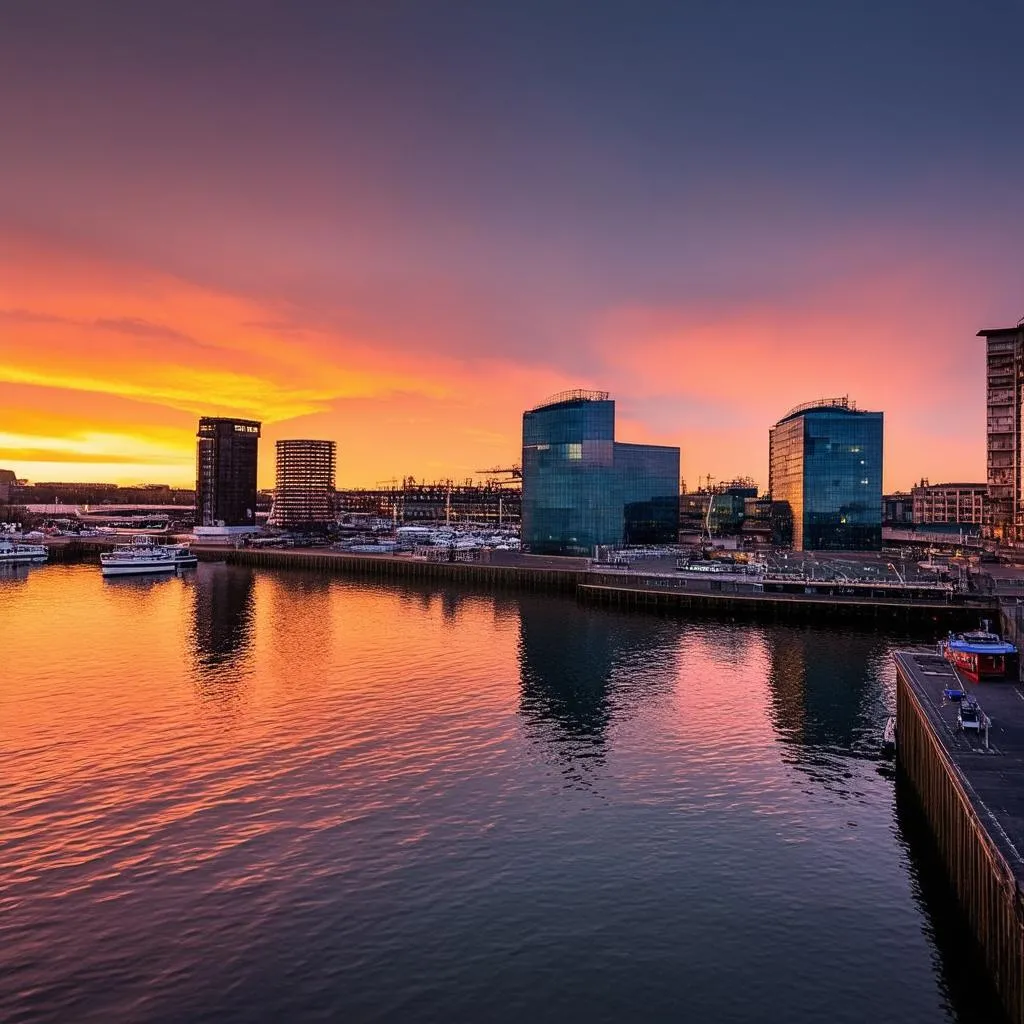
100 544 177 577
941 623 1018 682
160 543 198 568
123 535 198 569
0 537 48 563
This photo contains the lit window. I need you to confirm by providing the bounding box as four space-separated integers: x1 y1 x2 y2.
567 443 582 460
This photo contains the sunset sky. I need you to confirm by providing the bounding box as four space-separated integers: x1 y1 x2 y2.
1 1 1022 491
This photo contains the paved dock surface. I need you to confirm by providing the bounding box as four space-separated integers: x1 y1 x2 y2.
897 650 1024 877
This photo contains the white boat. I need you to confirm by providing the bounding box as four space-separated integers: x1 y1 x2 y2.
152 540 198 568
100 544 178 577
0 538 48 563
118 535 198 570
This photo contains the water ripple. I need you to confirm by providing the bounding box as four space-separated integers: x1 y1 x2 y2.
0 565 1005 1023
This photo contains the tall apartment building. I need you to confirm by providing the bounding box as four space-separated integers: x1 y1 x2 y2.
195 417 261 534
911 481 987 526
268 439 337 527
979 324 1024 541
768 397 883 551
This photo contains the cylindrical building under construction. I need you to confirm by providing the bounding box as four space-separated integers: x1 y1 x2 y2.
269 439 337 527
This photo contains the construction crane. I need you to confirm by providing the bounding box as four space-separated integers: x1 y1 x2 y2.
475 465 522 488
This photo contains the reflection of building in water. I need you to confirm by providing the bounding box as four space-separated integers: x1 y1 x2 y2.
765 626 890 757
517 595 677 780
191 562 255 669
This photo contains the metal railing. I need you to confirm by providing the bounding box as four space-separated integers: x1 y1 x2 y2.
529 389 611 411
777 396 856 422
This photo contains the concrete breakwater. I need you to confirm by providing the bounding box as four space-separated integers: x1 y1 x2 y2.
896 651 1024 1024
189 546 992 626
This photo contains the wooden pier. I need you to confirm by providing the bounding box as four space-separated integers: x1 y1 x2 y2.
896 650 1024 1024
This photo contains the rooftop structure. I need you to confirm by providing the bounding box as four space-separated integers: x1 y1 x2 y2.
776 396 857 424
528 389 610 412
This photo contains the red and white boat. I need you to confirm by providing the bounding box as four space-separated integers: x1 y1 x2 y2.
942 624 1019 682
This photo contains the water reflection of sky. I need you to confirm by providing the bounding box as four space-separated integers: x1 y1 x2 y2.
0 565 996 1024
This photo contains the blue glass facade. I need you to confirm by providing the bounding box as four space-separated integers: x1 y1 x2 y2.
522 392 680 555
616 443 682 545
769 401 883 551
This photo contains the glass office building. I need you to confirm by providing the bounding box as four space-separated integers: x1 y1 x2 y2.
616 443 682 544
768 398 883 551
521 391 680 555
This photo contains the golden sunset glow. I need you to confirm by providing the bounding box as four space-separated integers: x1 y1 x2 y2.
0 226 995 491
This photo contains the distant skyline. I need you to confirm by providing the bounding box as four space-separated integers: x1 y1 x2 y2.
2 1 1023 490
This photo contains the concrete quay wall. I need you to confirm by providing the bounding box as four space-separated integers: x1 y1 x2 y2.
42 539 997 624
191 546 993 625
197 546 582 594
580 582 984 626
896 654 1024 1024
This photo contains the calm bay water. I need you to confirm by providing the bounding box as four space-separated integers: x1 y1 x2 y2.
0 562 1004 1022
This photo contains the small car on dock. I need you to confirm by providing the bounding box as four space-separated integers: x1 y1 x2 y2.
957 697 982 733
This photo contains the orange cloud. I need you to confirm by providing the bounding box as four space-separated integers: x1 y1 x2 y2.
0 232 587 486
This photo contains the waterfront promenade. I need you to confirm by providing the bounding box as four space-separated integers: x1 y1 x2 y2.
897 652 1024 1024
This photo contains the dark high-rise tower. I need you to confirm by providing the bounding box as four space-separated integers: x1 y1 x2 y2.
268 439 337 527
195 417 261 531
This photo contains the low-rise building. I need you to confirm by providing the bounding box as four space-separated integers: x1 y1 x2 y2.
0 468 16 503
883 492 914 525
911 480 987 526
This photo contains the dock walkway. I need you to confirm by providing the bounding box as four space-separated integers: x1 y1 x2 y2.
896 650 1024 1023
